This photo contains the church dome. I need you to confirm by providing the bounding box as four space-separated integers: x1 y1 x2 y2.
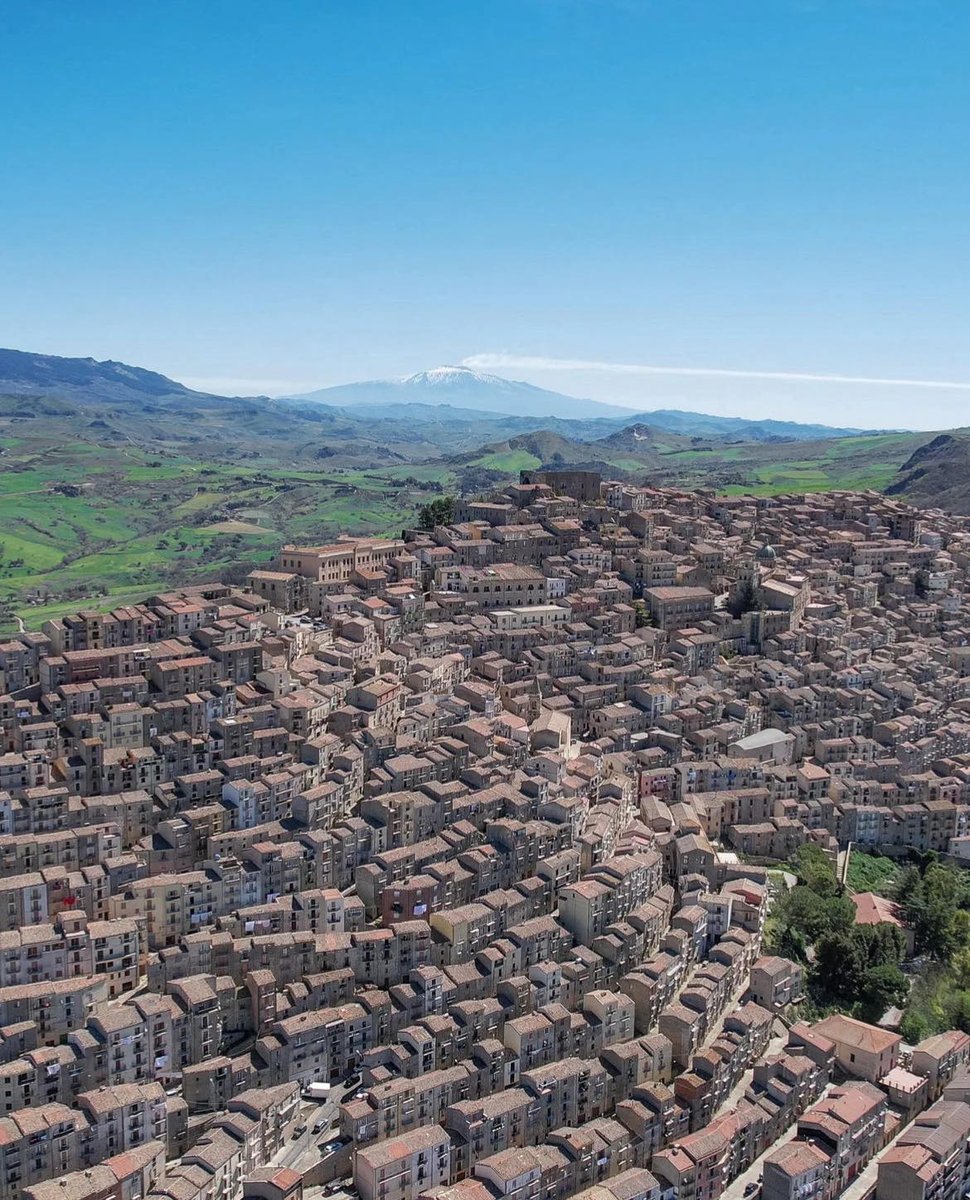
756 542 777 562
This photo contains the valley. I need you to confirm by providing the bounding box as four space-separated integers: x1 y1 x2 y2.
0 349 965 631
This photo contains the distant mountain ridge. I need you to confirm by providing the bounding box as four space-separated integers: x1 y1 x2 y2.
0 349 892 445
289 363 885 441
288 364 637 421
3 345 970 553
634 407 871 442
0 348 658 465
0 347 207 404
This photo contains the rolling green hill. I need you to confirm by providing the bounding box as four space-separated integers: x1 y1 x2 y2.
456 424 931 495
0 349 958 632
0 417 458 629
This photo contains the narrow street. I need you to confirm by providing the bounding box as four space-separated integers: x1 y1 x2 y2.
269 1082 358 1173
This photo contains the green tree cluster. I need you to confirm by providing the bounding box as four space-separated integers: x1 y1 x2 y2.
416 496 455 531
889 857 970 1042
814 926 908 1021
896 862 970 961
767 846 907 1021
902 963 970 1043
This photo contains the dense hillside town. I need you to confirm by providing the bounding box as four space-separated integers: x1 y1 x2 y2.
5 473 970 1200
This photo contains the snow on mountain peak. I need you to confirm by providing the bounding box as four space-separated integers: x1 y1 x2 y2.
402 365 503 388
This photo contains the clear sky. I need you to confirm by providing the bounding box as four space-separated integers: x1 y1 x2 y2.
1 0 968 429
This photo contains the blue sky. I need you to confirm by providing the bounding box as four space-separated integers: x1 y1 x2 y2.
1 0 968 428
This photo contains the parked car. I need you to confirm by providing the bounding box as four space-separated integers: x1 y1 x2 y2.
343 1073 361 1088
291 1123 307 1140
322 1139 344 1154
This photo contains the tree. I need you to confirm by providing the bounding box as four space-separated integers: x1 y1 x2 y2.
854 922 906 969
952 947 970 990
952 992 970 1034
901 1008 932 1044
769 837 912 1018
633 600 653 629
896 865 924 909
897 863 947 945
726 579 758 619
858 964 908 1022
815 931 865 1001
902 863 965 961
794 844 841 899
775 922 808 963
774 886 829 943
416 496 455 531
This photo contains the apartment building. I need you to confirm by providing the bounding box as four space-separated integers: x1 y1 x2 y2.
762 1083 887 1200
748 956 804 1011
0 1103 91 1200
23 1140 166 1200
435 565 561 611
877 1099 970 1200
356 1124 453 1200
642 589 715 634
910 1032 970 1101
76 1081 170 1160
811 1014 901 1083
279 539 408 587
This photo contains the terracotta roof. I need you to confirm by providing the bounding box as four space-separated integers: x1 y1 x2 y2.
852 891 907 928
814 1013 901 1055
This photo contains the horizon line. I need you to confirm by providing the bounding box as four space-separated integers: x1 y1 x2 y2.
462 353 970 392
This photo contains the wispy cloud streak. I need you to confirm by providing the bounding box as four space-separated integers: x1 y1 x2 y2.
462 353 970 391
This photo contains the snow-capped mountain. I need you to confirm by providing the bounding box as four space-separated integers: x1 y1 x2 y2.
402 366 497 387
286 365 635 420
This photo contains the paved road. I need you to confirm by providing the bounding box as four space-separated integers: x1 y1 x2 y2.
278 1112 323 1171
273 1081 359 1173
306 1184 354 1200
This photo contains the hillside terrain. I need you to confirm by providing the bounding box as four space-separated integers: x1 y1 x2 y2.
0 348 205 404
628 407 872 441
0 402 460 624
0 348 960 628
459 424 931 495
885 433 970 511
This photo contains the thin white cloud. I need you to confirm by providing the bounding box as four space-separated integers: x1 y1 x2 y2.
462 353 970 392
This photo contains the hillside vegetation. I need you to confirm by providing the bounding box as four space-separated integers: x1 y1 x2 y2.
0 423 453 629
0 349 962 629
886 433 970 512
460 425 929 495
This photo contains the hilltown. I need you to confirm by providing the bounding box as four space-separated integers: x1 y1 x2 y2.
4 473 970 1200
